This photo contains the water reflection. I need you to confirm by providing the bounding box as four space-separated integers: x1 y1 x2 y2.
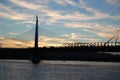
0 60 120 80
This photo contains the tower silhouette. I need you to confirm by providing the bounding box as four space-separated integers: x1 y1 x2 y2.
35 15 38 49
31 15 40 64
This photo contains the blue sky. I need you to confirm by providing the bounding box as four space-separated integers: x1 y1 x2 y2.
0 0 120 47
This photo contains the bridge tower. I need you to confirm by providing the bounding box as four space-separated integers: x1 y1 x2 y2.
31 15 40 64
35 15 38 49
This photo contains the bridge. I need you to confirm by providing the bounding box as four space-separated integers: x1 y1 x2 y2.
0 16 120 64
62 42 120 47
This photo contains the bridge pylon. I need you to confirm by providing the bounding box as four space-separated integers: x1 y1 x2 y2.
31 15 41 64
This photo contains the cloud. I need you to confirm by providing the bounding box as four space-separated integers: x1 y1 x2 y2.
61 11 94 21
78 0 104 14
64 22 119 39
106 0 120 5
39 36 67 46
1 37 26 48
40 0 120 24
79 0 120 20
7 0 64 24
10 0 114 24
0 12 30 20
64 22 101 29
53 0 66 5
0 3 32 20
0 35 5 40
9 0 41 10
9 32 19 35
60 33 100 42
65 0 77 6
23 35 69 47
41 10 63 24
60 33 80 40
38 34 95 47
1 0 119 24
0 31 107 48
16 20 35 25
39 10 119 25
62 0 109 19
0 0 119 44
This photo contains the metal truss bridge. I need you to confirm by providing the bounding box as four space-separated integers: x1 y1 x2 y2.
62 42 120 47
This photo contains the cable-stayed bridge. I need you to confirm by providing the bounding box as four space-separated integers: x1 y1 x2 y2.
0 16 120 64
0 15 120 48
1 27 120 48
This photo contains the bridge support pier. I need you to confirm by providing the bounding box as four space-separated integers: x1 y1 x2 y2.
31 49 41 64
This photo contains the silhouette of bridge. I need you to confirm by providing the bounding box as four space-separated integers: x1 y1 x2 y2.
0 15 120 48
0 15 120 64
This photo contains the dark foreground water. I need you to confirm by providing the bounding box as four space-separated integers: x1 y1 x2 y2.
0 60 120 80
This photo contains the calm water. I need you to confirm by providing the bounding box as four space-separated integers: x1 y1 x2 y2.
0 60 120 80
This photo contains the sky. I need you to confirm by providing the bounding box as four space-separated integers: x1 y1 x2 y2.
0 0 120 47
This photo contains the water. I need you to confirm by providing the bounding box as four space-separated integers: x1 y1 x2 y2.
0 60 120 80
